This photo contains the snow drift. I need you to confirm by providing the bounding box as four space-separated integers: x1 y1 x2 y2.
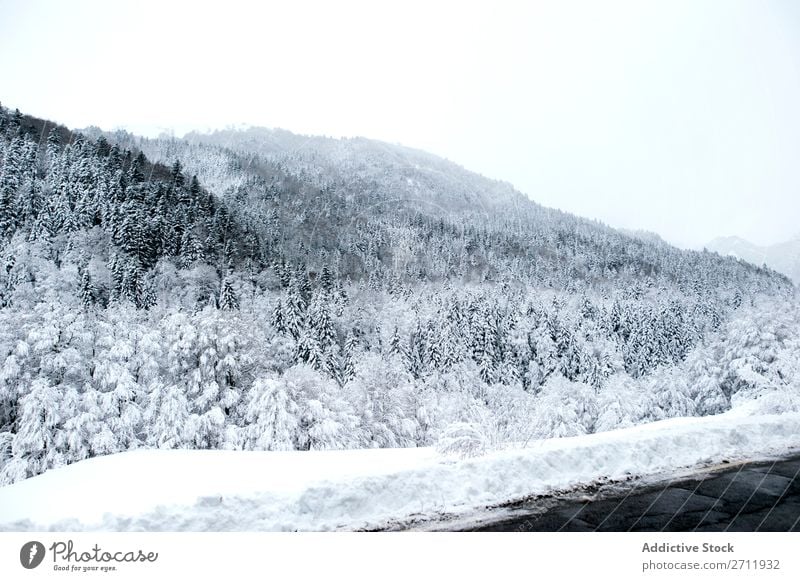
1 410 799 532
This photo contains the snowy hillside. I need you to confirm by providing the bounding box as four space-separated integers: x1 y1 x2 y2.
707 234 800 284
186 127 528 209
1 409 799 532
1 104 798 497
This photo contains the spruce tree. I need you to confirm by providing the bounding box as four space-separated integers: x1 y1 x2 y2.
171 159 185 188
79 269 95 309
342 330 359 383
271 298 286 334
219 276 239 311
388 327 406 360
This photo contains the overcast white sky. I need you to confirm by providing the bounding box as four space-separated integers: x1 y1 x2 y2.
2 0 799 248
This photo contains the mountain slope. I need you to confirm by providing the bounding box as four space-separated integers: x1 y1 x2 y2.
0 104 797 488
183 127 528 209
707 235 800 284
102 125 792 295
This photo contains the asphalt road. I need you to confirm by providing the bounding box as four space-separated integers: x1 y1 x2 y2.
462 456 800 532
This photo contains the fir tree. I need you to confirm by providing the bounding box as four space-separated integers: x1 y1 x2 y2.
271 298 286 334
79 269 95 309
171 159 185 188
219 276 239 310
388 327 406 360
342 330 359 383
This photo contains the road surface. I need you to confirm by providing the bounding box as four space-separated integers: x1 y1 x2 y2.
435 456 800 532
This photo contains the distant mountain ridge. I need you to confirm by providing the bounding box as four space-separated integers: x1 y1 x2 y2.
181 126 530 211
707 235 800 284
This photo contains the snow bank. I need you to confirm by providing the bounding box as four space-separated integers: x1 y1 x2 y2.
1 411 799 531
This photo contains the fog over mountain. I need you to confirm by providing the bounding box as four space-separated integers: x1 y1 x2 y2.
707 234 800 284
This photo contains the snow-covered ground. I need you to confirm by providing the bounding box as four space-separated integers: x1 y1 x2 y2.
1 410 799 532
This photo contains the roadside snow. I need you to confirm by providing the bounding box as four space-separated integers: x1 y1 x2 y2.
1 411 799 531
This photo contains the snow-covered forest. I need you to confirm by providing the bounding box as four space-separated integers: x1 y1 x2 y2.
0 104 798 486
